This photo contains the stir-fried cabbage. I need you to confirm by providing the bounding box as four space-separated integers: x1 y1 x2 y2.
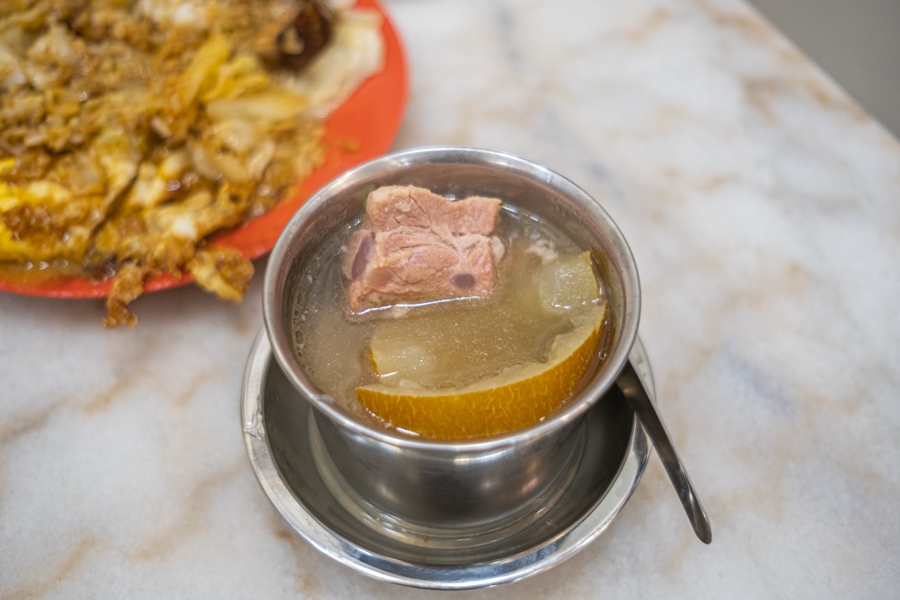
0 0 384 326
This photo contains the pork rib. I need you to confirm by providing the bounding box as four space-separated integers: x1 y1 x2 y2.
344 186 501 311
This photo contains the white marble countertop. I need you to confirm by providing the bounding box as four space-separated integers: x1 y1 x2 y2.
2 0 899 597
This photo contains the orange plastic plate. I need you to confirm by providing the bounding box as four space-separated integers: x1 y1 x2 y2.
0 0 407 299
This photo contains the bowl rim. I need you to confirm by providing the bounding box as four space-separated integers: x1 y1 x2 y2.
263 145 641 453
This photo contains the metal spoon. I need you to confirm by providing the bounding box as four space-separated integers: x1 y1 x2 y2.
617 361 713 544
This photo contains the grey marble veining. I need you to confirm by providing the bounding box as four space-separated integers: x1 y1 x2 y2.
2 0 899 598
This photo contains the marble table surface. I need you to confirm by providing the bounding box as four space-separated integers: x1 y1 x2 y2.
2 0 899 597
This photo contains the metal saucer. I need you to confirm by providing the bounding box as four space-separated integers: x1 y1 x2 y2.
241 331 652 589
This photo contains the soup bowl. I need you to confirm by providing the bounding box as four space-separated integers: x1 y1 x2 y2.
263 146 642 528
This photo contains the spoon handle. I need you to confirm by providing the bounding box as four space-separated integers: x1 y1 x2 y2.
617 361 713 544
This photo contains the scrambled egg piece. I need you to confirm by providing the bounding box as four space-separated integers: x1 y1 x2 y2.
0 0 383 326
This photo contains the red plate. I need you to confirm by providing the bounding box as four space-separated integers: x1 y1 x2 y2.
0 0 408 299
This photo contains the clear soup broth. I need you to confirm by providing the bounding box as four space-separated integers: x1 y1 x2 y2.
290 196 615 440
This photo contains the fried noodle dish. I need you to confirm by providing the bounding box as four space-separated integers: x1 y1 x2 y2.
0 0 384 326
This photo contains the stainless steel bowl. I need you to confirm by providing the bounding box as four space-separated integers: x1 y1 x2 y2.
262 146 642 528
241 330 653 589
